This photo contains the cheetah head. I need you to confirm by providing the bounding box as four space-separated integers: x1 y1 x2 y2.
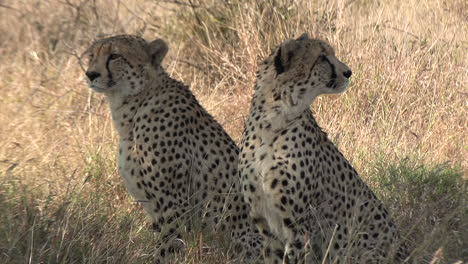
259 33 352 111
85 35 168 96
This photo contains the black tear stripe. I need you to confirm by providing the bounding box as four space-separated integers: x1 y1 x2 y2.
322 56 337 88
105 55 114 80
274 47 285 75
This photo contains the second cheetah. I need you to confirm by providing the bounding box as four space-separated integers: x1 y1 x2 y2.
239 33 408 263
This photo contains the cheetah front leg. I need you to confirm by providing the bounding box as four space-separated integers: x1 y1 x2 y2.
257 178 308 264
251 215 286 264
280 218 306 264
144 200 188 263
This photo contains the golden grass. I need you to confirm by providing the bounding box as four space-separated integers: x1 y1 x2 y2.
0 0 466 263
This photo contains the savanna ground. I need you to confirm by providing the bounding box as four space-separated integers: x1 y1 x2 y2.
0 0 466 263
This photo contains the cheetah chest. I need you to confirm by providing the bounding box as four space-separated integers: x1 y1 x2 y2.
118 139 148 202
246 143 290 205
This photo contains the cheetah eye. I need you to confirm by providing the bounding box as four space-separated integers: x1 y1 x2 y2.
108 53 122 61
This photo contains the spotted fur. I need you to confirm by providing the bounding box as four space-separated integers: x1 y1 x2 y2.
239 33 408 263
85 35 262 263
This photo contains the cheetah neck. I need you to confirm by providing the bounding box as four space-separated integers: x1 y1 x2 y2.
106 69 172 141
252 72 320 129
248 93 323 144
249 73 330 145
249 79 315 134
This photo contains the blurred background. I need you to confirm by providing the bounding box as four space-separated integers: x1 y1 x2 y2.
0 0 466 263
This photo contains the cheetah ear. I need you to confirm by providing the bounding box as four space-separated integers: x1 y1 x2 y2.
148 39 168 66
274 47 286 75
296 33 310 41
274 40 296 76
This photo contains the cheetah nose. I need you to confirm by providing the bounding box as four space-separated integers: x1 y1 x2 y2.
86 71 101 82
343 70 352 79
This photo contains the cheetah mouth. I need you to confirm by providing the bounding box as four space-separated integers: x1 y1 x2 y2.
326 79 336 89
89 84 107 93
336 79 349 92
326 79 348 92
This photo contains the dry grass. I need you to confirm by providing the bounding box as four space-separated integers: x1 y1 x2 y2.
0 0 466 263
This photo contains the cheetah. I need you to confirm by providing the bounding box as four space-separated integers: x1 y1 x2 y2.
239 33 408 263
84 35 261 263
